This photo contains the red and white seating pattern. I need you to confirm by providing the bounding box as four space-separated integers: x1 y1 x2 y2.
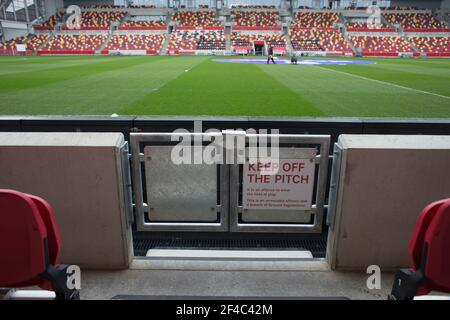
26 34 50 50
291 12 340 28
385 6 418 10
346 22 395 31
384 13 448 31
231 32 286 46
168 30 225 51
232 11 280 27
105 34 164 51
4 7 450 57
43 35 107 51
172 11 221 27
290 29 351 52
120 20 166 28
231 5 276 9
79 11 125 28
0 37 25 50
348 35 414 54
408 36 450 55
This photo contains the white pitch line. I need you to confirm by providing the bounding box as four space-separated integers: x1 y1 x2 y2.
317 66 450 100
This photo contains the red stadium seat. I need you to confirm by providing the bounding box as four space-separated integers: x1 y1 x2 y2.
389 199 450 300
0 189 79 300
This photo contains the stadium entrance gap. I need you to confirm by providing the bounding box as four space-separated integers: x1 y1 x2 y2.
130 131 331 258
254 41 265 56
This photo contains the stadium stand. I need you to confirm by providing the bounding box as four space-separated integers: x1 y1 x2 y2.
385 6 418 10
1 5 449 58
105 34 164 52
345 6 368 10
291 12 340 28
26 34 50 50
232 11 280 27
168 30 225 52
42 34 107 51
231 32 285 45
290 29 351 53
0 37 25 50
172 11 221 27
34 11 64 30
384 13 449 31
63 11 126 29
408 36 450 56
345 22 396 32
231 5 276 9
120 19 166 29
348 35 415 55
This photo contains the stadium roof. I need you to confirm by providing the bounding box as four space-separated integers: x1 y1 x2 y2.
5 0 34 13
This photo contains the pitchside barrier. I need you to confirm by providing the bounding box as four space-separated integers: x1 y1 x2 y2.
1 129 450 270
2 117 450 147
130 131 330 233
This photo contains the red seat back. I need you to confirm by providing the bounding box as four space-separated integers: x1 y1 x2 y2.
408 199 448 271
26 193 62 266
0 190 48 286
423 199 450 292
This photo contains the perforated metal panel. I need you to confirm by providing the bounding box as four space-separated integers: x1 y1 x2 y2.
144 146 218 222
130 132 229 232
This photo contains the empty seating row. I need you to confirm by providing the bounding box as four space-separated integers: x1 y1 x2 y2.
384 13 448 30
0 34 49 51
231 32 286 47
120 20 166 28
408 36 450 54
348 35 414 53
232 11 280 27
290 29 351 52
105 34 164 51
35 10 126 30
346 22 395 31
172 11 221 27
292 12 340 28
43 34 107 51
168 30 225 51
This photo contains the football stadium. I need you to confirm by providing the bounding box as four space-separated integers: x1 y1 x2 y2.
0 0 450 305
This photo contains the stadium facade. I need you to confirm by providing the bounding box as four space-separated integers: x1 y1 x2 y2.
0 0 449 57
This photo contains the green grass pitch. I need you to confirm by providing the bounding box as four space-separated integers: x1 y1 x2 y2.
0 55 449 118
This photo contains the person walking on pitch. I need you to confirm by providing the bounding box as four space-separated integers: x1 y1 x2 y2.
267 47 276 64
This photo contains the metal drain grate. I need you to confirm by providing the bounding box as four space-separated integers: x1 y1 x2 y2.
133 233 327 258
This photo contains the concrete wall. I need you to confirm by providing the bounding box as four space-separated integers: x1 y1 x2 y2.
1 21 28 41
327 135 450 271
64 0 114 7
390 0 442 9
44 0 64 19
0 132 133 269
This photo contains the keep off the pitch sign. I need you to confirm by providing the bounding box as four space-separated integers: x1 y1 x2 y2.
242 158 315 210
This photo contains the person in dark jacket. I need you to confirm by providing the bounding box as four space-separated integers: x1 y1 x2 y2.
267 47 276 64
291 54 298 64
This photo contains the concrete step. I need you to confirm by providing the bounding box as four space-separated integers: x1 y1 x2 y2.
146 249 313 260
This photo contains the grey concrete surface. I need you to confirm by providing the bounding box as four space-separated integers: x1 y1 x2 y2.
77 262 395 300
328 134 450 270
0 132 133 269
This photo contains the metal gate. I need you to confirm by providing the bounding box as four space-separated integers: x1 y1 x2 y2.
130 131 330 233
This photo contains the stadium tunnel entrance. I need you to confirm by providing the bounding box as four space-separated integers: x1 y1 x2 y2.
129 131 331 259
254 41 265 56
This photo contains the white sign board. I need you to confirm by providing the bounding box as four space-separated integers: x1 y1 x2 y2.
242 158 315 210
15 44 26 52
